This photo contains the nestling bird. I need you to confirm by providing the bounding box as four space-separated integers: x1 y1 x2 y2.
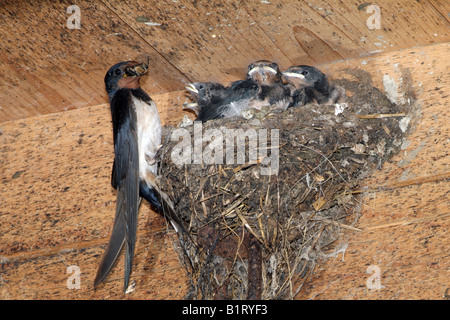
196 60 291 121
246 60 282 86
282 65 345 107
196 78 260 121
184 82 228 116
246 60 292 111
94 61 183 292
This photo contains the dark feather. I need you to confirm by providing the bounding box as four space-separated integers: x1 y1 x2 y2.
196 79 259 122
94 89 140 291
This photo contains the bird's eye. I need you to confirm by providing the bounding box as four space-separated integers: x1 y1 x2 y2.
301 70 309 76
115 69 122 76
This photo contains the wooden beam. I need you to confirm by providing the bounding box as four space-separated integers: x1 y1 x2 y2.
1 0 449 123
0 43 448 299
295 42 450 300
0 0 189 123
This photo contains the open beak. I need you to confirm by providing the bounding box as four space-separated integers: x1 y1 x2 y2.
183 102 198 108
282 72 305 79
185 83 199 94
248 65 278 76
183 102 200 115
125 62 148 77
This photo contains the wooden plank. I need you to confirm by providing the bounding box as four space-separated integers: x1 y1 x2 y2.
105 0 450 80
0 93 192 299
0 0 189 124
1 0 449 123
101 0 295 81
298 216 449 300
428 0 450 24
0 43 448 299
295 42 450 300
0 233 187 299
244 0 450 62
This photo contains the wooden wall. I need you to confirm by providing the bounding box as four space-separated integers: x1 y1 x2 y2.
0 0 449 300
0 0 448 122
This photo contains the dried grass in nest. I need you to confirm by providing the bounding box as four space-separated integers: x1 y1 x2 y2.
157 68 419 300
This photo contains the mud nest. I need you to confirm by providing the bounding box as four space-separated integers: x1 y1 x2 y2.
157 69 419 299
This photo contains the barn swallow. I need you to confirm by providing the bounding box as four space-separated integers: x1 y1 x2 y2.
94 61 183 292
247 60 292 110
195 79 259 121
246 60 282 86
288 87 314 108
183 82 228 116
282 65 345 107
196 60 291 121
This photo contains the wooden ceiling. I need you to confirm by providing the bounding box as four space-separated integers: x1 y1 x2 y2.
1 0 449 299
0 42 448 300
0 0 448 123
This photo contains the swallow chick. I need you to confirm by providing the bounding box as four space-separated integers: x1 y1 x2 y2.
184 82 228 116
196 60 291 122
246 60 281 86
246 60 292 111
196 78 260 121
282 65 345 107
95 61 183 292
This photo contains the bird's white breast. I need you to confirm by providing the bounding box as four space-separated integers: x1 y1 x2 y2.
132 96 162 178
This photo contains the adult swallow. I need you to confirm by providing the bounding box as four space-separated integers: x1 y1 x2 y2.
183 82 228 116
282 65 345 107
94 61 172 292
196 60 291 121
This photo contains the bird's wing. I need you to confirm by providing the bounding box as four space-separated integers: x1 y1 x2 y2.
94 90 140 292
141 170 188 238
196 100 227 121
197 80 259 121
111 158 118 189
224 79 259 103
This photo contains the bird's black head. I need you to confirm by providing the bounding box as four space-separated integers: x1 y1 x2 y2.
282 65 329 93
246 60 282 86
104 61 148 101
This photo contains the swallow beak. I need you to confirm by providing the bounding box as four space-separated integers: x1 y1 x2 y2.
248 66 278 76
185 83 199 94
282 72 305 79
125 63 148 77
183 102 200 115
183 102 198 109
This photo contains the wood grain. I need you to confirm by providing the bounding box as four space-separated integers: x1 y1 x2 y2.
1 0 449 123
1 43 448 299
295 43 450 300
0 0 448 298
0 100 192 299
0 0 189 123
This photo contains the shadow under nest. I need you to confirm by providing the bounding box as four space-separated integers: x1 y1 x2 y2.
157 68 419 300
